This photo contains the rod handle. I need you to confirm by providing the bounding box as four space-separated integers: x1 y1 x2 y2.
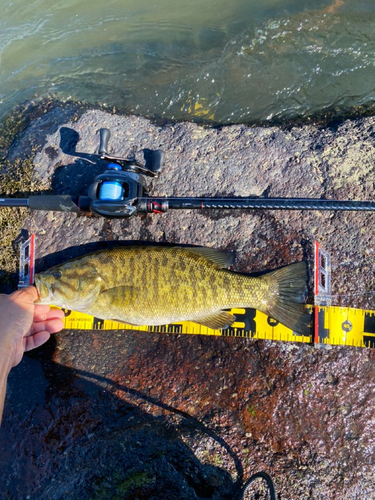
28 195 81 213
99 128 111 156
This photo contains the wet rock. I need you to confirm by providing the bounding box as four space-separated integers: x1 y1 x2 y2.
1 103 375 499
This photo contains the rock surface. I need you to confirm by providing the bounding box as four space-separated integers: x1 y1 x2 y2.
1 104 375 499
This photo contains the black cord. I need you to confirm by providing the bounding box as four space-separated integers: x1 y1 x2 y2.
237 471 277 500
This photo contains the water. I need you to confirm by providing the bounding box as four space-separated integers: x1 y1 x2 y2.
0 0 374 124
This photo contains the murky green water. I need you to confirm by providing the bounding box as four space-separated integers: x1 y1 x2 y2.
0 0 374 123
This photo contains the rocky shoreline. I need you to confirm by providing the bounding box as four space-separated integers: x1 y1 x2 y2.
1 102 375 499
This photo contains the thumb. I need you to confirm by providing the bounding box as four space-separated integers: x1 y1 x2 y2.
10 286 39 306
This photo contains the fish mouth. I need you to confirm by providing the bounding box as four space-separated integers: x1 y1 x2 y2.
34 274 52 305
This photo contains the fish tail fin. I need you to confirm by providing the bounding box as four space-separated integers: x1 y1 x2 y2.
261 262 311 336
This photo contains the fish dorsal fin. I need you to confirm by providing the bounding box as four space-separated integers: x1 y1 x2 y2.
194 311 236 330
176 246 234 268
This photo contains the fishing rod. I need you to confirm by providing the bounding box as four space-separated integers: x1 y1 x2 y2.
1 128 375 218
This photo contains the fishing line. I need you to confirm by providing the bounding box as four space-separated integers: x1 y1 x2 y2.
237 471 277 500
73 368 277 499
72 367 245 492
329 291 375 298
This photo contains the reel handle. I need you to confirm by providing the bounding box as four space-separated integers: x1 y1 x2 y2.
98 127 164 176
99 128 111 156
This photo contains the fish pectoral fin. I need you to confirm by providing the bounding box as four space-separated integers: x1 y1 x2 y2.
194 311 236 330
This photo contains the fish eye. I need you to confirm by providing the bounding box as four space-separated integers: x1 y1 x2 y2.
53 271 62 279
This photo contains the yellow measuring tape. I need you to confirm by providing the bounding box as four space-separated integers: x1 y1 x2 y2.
54 304 375 348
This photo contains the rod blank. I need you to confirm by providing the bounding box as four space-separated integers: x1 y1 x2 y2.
0 198 29 207
143 197 375 212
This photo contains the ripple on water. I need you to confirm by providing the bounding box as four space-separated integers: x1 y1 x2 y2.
0 2 375 123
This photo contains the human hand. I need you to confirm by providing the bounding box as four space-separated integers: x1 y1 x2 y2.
0 286 64 369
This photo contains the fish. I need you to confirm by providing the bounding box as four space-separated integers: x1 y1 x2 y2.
34 245 311 335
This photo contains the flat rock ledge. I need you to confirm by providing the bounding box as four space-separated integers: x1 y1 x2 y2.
1 103 375 499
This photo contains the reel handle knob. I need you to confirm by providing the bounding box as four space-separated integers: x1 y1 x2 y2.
145 149 165 174
99 128 111 156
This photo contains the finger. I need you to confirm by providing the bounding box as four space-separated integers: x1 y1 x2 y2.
33 304 51 319
24 331 51 352
10 286 39 304
46 308 65 320
31 318 64 335
33 306 65 322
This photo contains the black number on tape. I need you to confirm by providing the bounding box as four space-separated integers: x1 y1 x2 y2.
226 308 256 338
93 318 105 330
364 313 375 334
267 317 279 327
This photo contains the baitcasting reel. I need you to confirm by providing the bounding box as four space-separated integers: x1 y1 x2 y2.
88 128 165 217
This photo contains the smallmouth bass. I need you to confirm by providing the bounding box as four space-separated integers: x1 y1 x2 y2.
35 245 310 335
